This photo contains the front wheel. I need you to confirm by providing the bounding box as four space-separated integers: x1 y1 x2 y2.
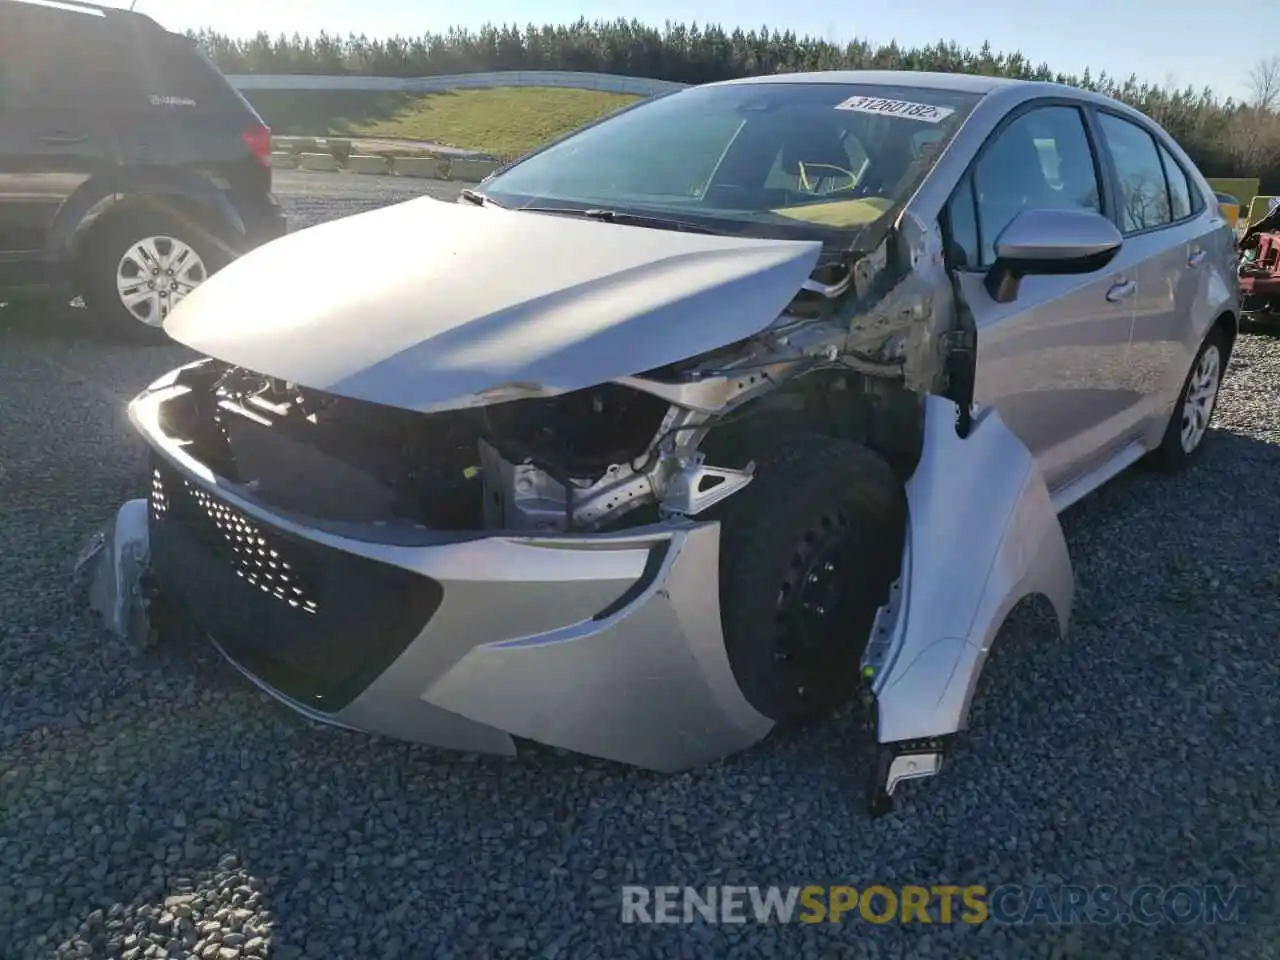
81 210 226 343
716 435 906 722
1151 326 1227 470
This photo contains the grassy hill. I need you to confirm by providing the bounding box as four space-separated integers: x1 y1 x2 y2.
244 86 640 159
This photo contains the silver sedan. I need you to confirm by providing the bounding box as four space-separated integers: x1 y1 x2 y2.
81 70 1236 814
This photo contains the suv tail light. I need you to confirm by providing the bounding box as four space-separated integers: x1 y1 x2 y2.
241 124 272 168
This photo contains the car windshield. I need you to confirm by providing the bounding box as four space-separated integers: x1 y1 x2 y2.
482 81 982 247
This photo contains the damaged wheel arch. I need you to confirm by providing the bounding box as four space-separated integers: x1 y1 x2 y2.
860 395 1074 813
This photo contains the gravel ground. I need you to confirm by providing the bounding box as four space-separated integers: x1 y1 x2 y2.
1 173 1277 959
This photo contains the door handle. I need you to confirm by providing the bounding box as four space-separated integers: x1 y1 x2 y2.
1105 279 1136 302
38 133 86 145
1188 249 1207 267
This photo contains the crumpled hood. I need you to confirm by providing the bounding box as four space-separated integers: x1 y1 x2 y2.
163 196 823 412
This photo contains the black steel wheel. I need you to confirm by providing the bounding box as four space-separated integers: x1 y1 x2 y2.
717 435 906 722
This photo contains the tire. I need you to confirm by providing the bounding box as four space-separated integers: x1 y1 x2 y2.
80 209 227 343
1150 325 1227 471
715 435 906 722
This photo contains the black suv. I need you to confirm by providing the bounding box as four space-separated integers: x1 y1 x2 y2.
0 0 287 340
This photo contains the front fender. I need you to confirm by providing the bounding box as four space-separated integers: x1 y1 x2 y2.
862 395 1074 746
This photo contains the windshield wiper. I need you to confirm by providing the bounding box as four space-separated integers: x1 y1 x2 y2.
463 194 712 235
460 188 503 207
517 206 717 235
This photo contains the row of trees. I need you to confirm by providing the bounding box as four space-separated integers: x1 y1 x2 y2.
191 20 1280 189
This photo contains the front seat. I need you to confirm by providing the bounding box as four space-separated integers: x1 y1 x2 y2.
976 127 1051 259
778 124 855 193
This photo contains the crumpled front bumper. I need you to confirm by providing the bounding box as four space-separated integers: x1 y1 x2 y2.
76 498 152 648
80 372 774 772
82 369 1077 812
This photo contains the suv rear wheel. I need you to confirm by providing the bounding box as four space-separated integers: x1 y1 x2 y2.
81 210 226 342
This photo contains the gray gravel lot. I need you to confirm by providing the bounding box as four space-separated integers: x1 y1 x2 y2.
1 171 1277 959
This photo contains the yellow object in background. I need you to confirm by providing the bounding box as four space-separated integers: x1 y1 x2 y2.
770 196 894 228
1206 177 1260 211
1219 202 1240 227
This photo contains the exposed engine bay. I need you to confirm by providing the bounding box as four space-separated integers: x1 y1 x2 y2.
158 327 924 537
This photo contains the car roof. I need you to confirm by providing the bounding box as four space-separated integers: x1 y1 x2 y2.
705 69 1156 124
711 69 1134 105
1 0 159 26
709 70 1020 95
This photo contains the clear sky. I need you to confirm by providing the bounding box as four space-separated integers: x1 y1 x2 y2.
111 0 1273 102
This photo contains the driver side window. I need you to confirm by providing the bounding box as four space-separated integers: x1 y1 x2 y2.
946 104 1103 268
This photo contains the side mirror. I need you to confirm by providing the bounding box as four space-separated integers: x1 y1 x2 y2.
984 208 1123 303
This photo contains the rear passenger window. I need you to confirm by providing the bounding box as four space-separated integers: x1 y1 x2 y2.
969 105 1102 266
1097 113 1172 233
1157 142 1194 221
1 7 145 113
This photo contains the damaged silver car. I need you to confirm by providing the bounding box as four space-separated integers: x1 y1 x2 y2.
81 71 1238 814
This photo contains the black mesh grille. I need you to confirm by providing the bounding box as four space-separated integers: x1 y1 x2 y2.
151 465 319 615
148 459 444 711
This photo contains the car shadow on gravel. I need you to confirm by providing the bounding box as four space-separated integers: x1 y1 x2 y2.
1 299 197 354
1 299 102 339
0 301 200 411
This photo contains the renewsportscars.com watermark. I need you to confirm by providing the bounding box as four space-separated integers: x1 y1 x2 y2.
620 884 1251 925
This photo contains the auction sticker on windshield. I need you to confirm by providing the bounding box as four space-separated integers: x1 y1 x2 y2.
834 96 955 123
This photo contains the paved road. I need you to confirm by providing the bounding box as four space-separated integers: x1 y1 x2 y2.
0 180 1277 959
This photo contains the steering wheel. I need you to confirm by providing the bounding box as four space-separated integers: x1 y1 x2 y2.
796 161 860 195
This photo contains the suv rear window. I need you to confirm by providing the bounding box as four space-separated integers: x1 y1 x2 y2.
130 31 256 115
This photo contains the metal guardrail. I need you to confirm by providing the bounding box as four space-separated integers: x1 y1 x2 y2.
226 70 687 97
269 144 501 182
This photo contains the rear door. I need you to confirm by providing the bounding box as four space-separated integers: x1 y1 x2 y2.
0 4 139 289
1091 111 1220 432
1090 108 1187 427
945 100 1143 494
